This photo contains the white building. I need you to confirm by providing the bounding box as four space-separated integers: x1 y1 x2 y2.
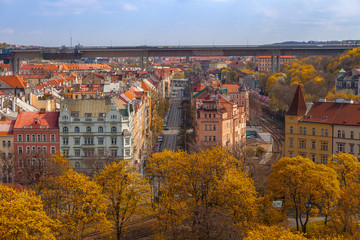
59 97 134 172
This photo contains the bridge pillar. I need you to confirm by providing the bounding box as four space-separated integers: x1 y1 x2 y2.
145 51 149 70
276 52 281 73
140 52 144 70
271 54 275 74
10 56 20 75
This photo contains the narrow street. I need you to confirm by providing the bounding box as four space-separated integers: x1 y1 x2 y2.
160 86 185 151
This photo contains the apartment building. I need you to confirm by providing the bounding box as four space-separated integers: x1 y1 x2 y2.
13 111 60 184
258 56 294 71
59 97 134 172
220 84 249 119
0 119 15 183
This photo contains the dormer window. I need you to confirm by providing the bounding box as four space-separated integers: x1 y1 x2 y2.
34 118 38 124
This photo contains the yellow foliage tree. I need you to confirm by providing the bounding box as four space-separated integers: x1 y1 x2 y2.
147 147 258 239
95 161 151 240
35 167 111 239
327 153 360 235
245 225 306 240
0 185 60 239
269 156 340 233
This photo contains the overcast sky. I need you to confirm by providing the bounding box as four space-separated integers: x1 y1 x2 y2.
1 0 359 47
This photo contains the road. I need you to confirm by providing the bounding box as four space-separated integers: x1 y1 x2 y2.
160 86 185 151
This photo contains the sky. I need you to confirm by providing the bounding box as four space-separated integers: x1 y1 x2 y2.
1 0 360 47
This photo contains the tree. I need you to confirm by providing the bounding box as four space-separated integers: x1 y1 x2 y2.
327 153 360 235
0 185 60 239
0 149 14 183
269 156 340 233
34 164 111 239
95 161 151 240
147 147 258 239
245 225 307 240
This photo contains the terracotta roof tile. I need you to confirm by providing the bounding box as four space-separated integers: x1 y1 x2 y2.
14 112 59 129
0 76 26 88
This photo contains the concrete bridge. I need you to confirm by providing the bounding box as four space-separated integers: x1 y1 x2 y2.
1 44 358 74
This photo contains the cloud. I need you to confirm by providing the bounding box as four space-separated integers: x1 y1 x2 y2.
1 28 14 34
122 3 138 11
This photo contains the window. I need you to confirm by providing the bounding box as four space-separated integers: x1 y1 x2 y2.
75 126 80 133
98 138 104 145
75 138 80 145
325 129 328 137
26 134 30 142
63 138 69 145
289 152 293 158
205 136 207 141
98 126 103 133
32 134 35 142
213 114 215 118
18 159 23 167
18 134 23 142
312 141 315 149
84 149 94 157
7 141 11 147
71 112 79 117
300 127 303 135
32 146 35 153
99 113 105 117
62 115 68 120
290 139 293 147
43 146 47 154
26 146 30 154
85 113 92 117
304 127 306 135
63 149 69 156
111 115 117 119
213 125 216 131
75 149 80 156
342 130 345 139
75 162 80 168
111 149 117 157
2 141 5 148
43 134 47 142
209 114 211 119
351 131 354 139
111 137 117 145
111 127 117 133
213 136 216 141
37 134 41 142
209 136 212 141
205 114 207 119
98 148 104 156
205 125 207 131
321 155 328 164
350 144 354 154
311 155 315 162
125 137 130 145
338 130 341 138
299 140 306 148
337 143 345 152
2 152 6 159
290 126 293 134
84 138 94 145
63 127 68 132
321 129 324 136
86 127 91 133
312 128 315 136
51 146 56 155
321 142 328 151
125 149 130 156
8 153 12 159
37 146 41 153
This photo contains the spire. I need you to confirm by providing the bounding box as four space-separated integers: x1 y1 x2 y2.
287 85 307 115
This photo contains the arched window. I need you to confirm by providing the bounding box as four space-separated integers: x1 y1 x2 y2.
290 126 293 134
325 129 328 137
338 130 341 138
75 126 80 133
303 127 307 135
111 127 117 133
351 131 354 139
321 129 324 136
98 126 103 133
342 130 345 139
86 127 91 133
63 127 68 132
300 127 303 135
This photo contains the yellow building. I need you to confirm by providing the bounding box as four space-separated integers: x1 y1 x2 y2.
284 86 332 163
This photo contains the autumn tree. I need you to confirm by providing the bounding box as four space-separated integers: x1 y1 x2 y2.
0 185 60 239
147 147 258 239
327 153 360 235
0 148 14 183
245 225 307 240
269 156 340 233
95 161 151 240
34 159 111 239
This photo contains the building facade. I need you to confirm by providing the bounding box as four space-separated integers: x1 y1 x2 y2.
59 97 134 172
13 112 60 184
0 119 15 183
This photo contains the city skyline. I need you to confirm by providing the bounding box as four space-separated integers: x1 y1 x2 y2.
1 0 360 47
